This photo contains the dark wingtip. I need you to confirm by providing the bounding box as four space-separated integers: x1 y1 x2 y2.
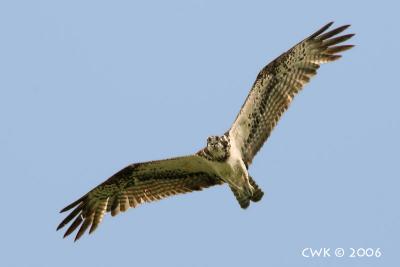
338 24 351 31
61 214 84 239
74 229 85 242
60 196 85 213
320 24 352 40
308 21 334 39
56 223 63 231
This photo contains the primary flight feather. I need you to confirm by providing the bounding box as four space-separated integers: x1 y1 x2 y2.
57 22 354 241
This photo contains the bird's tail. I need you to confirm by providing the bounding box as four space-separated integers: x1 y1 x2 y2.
249 176 264 202
230 186 251 209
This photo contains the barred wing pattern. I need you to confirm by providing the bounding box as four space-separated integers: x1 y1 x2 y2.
229 22 354 166
57 155 223 241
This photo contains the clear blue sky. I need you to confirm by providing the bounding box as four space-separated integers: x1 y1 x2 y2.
1 0 399 266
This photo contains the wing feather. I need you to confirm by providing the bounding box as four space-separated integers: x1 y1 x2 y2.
229 22 354 165
57 155 222 241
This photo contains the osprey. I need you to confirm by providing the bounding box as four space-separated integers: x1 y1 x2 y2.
58 22 354 241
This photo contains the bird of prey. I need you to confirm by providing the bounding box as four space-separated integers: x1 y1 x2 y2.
57 22 354 241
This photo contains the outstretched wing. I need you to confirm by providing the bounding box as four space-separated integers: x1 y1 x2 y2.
229 22 354 166
57 155 222 241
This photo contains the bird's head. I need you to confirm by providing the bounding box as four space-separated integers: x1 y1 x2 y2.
206 135 230 161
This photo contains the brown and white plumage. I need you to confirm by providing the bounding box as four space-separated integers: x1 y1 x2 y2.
58 22 354 241
57 155 223 241
229 22 354 166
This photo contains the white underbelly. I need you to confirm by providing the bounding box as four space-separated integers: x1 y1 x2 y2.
212 161 236 179
211 145 248 189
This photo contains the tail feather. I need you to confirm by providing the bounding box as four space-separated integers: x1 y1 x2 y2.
230 176 264 209
230 186 251 209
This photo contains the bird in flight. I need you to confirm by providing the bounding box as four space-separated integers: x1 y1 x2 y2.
57 22 354 241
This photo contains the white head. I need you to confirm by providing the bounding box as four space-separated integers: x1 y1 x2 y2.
206 135 230 161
